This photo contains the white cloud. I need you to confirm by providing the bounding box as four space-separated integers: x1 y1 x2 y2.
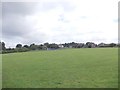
2 0 119 47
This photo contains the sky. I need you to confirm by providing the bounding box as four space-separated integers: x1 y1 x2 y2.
1 0 119 48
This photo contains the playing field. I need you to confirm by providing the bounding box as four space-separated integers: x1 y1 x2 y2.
2 48 118 88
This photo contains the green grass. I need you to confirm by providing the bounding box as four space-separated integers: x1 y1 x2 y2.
2 48 118 88
0 54 2 89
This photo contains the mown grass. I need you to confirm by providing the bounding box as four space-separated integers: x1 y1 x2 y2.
2 48 118 88
0 54 2 89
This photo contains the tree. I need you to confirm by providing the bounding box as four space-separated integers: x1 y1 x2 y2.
48 43 59 49
0 42 2 51
86 42 96 48
30 43 38 50
16 44 22 48
21 47 30 52
2 42 6 50
64 43 69 47
117 43 120 47
76 43 84 48
23 45 29 48
44 42 49 47
37 45 42 50
109 43 116 47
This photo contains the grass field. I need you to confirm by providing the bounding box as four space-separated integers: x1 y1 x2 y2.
2 48 118 88
0 54 2 89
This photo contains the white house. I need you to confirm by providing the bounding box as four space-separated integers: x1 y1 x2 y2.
58 44 64 48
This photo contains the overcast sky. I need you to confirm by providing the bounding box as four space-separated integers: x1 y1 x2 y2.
1 0 119 48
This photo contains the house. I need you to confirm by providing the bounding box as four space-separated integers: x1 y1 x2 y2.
69 45 73 48
98 43 106 47
58 44 64 48
42 45 48 50
98 43 112 47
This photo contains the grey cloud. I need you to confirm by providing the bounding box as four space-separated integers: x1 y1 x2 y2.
2 1 74 16
2 14 34 37
2 2 38 40
21 31 48 45
0 3 2 19
2 1 76 47
2 2 38 17
36 1 75 12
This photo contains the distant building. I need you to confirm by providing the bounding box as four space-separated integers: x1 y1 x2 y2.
58 44 64 48
98 43 105 47
42 45 48 50
69 46 73 48
98 43 110 47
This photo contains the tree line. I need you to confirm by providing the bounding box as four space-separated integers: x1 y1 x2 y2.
0 42 119 54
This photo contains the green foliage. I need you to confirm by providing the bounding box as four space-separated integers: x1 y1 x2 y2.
1 41 119 54
16 44 22 48
0 42 6 51
2 42 6 50
48 43 59 49
30 43 38 50
23 45 29 48
2 48 118 88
